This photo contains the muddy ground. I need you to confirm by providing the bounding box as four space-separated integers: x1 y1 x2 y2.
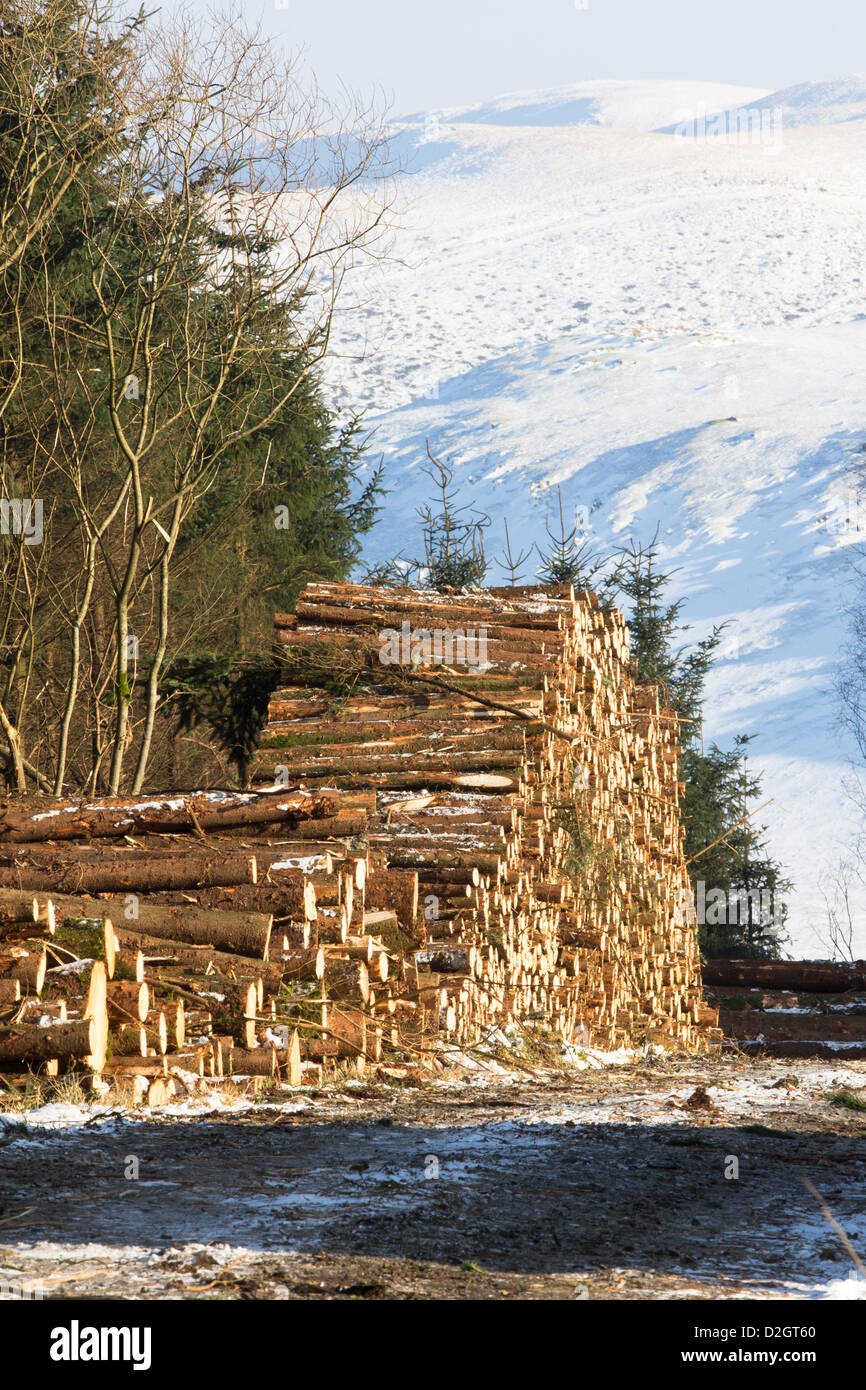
1 1054 865 1300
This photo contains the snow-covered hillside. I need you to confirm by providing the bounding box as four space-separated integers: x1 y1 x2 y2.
323 79 866 955
401 79 771 133
727 73 866 129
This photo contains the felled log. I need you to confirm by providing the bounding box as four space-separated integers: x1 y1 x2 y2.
720 1008 866 1042
0 947 46 994
704 959 866 993
322 957 370 1004
183 880 317 924
280 947 325 983
112 929 283 989
107 979 150 1025
230 1046 277 1077
325 936 389 982
0 788 340 843
283 1029 302 1085
0 1011 107 1071
48 895 272 960
363 869 419 929
0 852 258 895
52 915 116 978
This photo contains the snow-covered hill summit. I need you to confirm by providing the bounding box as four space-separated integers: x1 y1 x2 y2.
730 73 866 129
400 79 770 133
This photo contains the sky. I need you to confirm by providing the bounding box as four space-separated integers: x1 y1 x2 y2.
168 0 866 113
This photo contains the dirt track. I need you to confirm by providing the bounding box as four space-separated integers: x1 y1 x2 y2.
1 1056 865 1300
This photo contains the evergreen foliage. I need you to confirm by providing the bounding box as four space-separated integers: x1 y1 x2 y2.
416 442 489 591
617 536 789 958
535 488 620 602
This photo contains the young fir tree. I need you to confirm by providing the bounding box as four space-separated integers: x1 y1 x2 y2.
536 488 620 603
416 442 489 591
617 537 789 959
495 518 533 586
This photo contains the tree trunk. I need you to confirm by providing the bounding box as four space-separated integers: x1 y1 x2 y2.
0 788 340 843
48 894 272 959
0 851 257 894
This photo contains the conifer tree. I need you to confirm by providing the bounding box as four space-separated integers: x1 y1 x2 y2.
536 488 620 602
416 442 489 591
617 536 789 958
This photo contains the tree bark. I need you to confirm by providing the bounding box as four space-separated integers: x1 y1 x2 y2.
0 788 340 843
48 894 272 959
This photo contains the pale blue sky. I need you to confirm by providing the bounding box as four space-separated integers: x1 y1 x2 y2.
172 0 866 113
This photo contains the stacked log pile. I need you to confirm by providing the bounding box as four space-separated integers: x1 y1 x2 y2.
256 580 718 1054
704 958 866 1059
0 580 719 1102
0 788 381 1101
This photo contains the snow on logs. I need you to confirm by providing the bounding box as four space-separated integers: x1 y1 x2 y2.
0 581 719 1094
0 787 339 843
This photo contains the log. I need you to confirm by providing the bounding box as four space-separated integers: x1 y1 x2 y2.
53 914 116 978
720 1009 866 1042
283 1029 302 1085
322 957 370 1004
327 936 390 982
146 1076 177 1107
280 948 325 983
1 948 46 994
112 928 283 987
174 881 317 923
0 852 258 895
107 979 150 1025
0 1015 107 1070
230 1046 277 1077
703 959 866 993
48 895 272 960
0 892 46 932
364 869 419 928
0 788 340 843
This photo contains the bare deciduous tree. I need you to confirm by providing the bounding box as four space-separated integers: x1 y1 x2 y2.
0 1 395 795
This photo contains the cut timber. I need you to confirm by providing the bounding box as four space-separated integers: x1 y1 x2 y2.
281 948 324 983
720 1009 866 1042
146 1076 177 1107
57 914 116 978
48 895 272 960
183 880 317 923
112 929 283 988
230 1046 277 1077
107 979 150 1024
363 870 419 928
1 948 46 994
322 957 370 1004
0 851 258 894
0 1016 106 1070
704 959 866 993
1 576 715 1086
0 892 51 934
283 1029 302 1085
0 788 340 843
